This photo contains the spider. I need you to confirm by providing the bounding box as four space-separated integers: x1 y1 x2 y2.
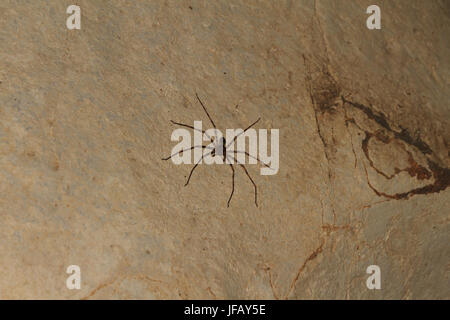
162 93 270 207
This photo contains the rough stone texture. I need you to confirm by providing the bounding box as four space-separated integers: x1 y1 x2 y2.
0 0 448 299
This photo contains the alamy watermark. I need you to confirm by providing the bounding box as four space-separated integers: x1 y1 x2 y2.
167 120 279 176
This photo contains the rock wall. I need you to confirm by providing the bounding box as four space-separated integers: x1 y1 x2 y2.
0 0 448 299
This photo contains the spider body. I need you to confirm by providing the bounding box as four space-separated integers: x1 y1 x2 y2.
211 136 227 161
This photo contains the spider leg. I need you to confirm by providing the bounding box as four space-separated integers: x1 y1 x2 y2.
170 120 213 142
195 92 217 129
162 145 213 160
226 117 261 148
227 163 235 208
231 150 271 168
231 156 259 207
239 163 258 207
185 150 213 186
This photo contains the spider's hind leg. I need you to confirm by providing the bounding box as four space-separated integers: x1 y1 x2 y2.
239 164 258 207
227 163 235 208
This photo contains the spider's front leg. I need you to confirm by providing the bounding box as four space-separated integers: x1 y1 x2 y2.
169 120 215 143
228 155 258 207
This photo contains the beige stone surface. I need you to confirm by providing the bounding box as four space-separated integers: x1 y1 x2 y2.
0 0 448 299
